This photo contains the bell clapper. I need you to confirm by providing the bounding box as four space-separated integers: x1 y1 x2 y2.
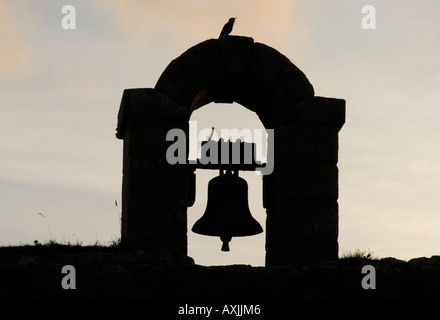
220 235 232 252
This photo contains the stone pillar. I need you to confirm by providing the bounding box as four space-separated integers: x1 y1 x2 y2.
265 96 345 266
116 88 190 255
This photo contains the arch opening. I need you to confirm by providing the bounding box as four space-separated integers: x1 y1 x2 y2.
188 102 267 266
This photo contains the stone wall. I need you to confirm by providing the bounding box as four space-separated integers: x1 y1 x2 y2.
1 246 440 301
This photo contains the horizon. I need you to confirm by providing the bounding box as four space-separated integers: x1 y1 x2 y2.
1 0 439 266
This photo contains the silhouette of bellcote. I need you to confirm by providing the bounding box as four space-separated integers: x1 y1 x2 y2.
219 17 236 37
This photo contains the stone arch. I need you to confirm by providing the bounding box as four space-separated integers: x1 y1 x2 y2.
116 36 345 266
154 36 314 128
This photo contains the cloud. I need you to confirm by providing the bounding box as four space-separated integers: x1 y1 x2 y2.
0 0 35 78
99 0 316 50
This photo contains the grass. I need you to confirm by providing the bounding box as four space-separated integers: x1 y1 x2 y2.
0 237 122 255
340 248 378 260
4 203 124 254
36 212 55 241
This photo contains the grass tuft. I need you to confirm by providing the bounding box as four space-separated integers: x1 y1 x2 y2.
340 248 378 260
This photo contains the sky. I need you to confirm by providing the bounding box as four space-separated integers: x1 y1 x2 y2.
0 0 439 266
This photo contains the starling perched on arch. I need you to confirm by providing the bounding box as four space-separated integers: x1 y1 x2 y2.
219 18 236 37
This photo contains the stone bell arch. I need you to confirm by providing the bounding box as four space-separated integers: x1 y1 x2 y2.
116 36 345 266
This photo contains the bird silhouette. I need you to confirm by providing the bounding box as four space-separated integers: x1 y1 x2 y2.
219 18 236 38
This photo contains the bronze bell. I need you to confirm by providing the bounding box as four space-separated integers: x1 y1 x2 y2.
192 169 263 251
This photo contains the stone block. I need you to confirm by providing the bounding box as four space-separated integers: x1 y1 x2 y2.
303 236 339 263
154 58 204 109
279 96 346 129
270 163 339 200
274 124 339 164
218 35 254 74
175 39 227 87
267 199 338 237
121 194 188 254
266 233 338 266
125 158 188 196
247 42 315 108
116 88 189 139
123 118 188 159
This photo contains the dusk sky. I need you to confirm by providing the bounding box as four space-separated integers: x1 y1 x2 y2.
1 0 439 266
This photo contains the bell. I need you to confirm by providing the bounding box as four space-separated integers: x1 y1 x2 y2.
192 170 263 251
